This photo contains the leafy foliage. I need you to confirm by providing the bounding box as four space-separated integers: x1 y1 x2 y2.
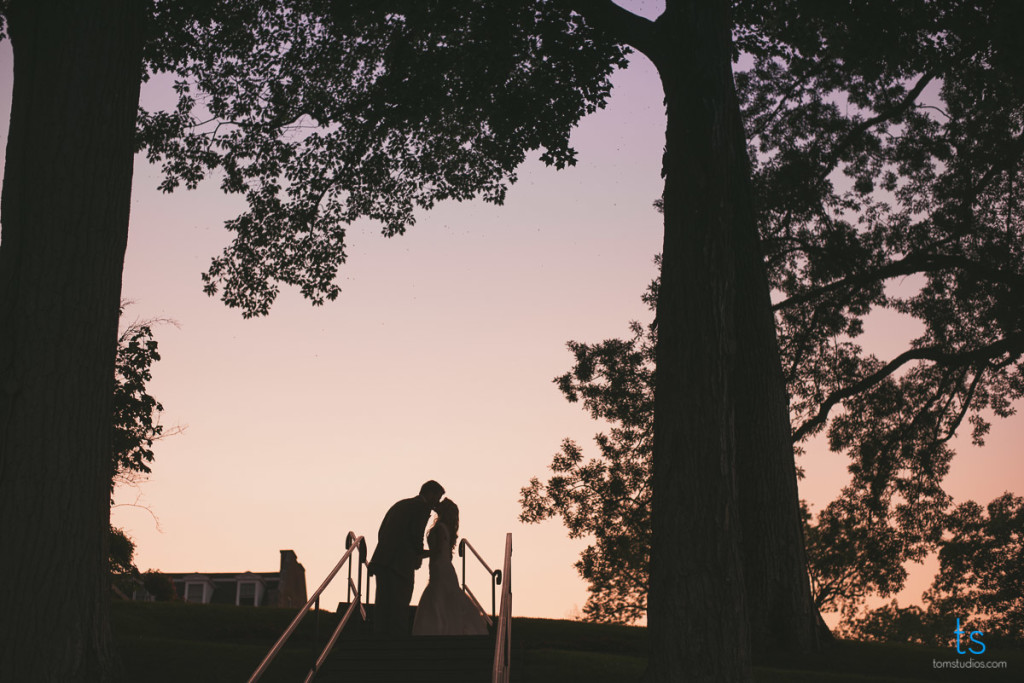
109 526 139 577
925 493 1024 643
734 0 1024 478
803 488 927 620
109 305 174 584
840 493 1024 648
112 311 165 492
728 0 1024 620
834 601 947 647
138 0 627 316
110 526 142 598
520 263 956 623
521 275 655 623
523 241 972 622
523 1 1023 626
142 571 178 602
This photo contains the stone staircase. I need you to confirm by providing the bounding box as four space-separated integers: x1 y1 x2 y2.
250 533 515 683
311 634 497 683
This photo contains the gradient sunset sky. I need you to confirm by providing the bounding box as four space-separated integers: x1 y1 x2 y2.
1 1 1020 624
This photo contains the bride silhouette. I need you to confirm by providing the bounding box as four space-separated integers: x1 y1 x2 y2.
412 499 489 636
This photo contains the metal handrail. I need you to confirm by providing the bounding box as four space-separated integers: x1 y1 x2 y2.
463 585 494 628
491 533 512 683
247 532 368 683
459 538 502 619
303 577 366 683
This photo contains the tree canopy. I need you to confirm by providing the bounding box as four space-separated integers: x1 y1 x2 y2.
139 0 627 316
523 0 1024 630
741 0 1024 618
926 492 1024 643
839 492 1023 647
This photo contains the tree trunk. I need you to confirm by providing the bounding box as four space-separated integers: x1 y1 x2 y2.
0 1 145 680
643 1 752 680
724 42 823 660
732 175 823 656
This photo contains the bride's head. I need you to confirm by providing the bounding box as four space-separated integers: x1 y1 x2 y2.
433 499 459 548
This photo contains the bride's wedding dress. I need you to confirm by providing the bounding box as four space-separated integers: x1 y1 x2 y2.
412 522 489 636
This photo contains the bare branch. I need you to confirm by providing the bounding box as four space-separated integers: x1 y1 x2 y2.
793 333 1024 442
112 485 164 533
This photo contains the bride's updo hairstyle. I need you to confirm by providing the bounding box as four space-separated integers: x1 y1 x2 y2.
432 499 459 553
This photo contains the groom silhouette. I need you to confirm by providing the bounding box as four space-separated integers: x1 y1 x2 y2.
369 480 445 636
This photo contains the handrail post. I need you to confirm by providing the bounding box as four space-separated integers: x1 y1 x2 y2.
491 533 512 683
312 595 321 675
358 536 370 619
357 549 363 608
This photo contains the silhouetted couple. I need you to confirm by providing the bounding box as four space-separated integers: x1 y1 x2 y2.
369 480 488 637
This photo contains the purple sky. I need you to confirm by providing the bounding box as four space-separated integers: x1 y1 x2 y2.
1 1 1020 623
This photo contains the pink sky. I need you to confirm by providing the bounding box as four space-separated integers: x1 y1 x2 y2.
1 2 1020 624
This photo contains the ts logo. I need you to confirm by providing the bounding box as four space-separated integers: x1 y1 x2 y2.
954 618 986 655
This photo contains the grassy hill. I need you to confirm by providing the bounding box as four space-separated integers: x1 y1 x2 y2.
111 601 1021 682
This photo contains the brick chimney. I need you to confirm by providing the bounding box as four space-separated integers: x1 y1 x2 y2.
277 549 307 608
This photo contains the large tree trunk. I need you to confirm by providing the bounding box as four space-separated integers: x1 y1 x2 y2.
725 46 823 660
643 1 752 680
0 1 145 680
732 181 823 655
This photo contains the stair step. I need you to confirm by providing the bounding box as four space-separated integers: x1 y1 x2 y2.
313 635 496 683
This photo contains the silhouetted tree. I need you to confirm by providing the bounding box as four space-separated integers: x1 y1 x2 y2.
520 272 657 625
834 601 946 647
740 0 1024 627
925 493 1024 644
108 527 139 578
526 0 1024 638
802 492 919 621
839 493 1023 648
109 527 142 599
0 1 146 679
108 306 176 603
142 570 178 602
521 277 931 625
112 306 174 493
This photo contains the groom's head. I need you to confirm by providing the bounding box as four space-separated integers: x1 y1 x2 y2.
419 480 445 510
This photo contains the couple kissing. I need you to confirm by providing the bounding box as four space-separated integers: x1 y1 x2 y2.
368 480 488 637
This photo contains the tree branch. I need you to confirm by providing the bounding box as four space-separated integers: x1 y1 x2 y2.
774 252 1024 311
937 366 985 445
816 72 934 181
968 130 1024 200
792 333 1024 442
559 1 660 62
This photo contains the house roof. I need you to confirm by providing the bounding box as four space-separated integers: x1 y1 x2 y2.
165 571 279 580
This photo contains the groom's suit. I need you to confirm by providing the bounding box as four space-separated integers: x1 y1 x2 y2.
369 495 432 635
